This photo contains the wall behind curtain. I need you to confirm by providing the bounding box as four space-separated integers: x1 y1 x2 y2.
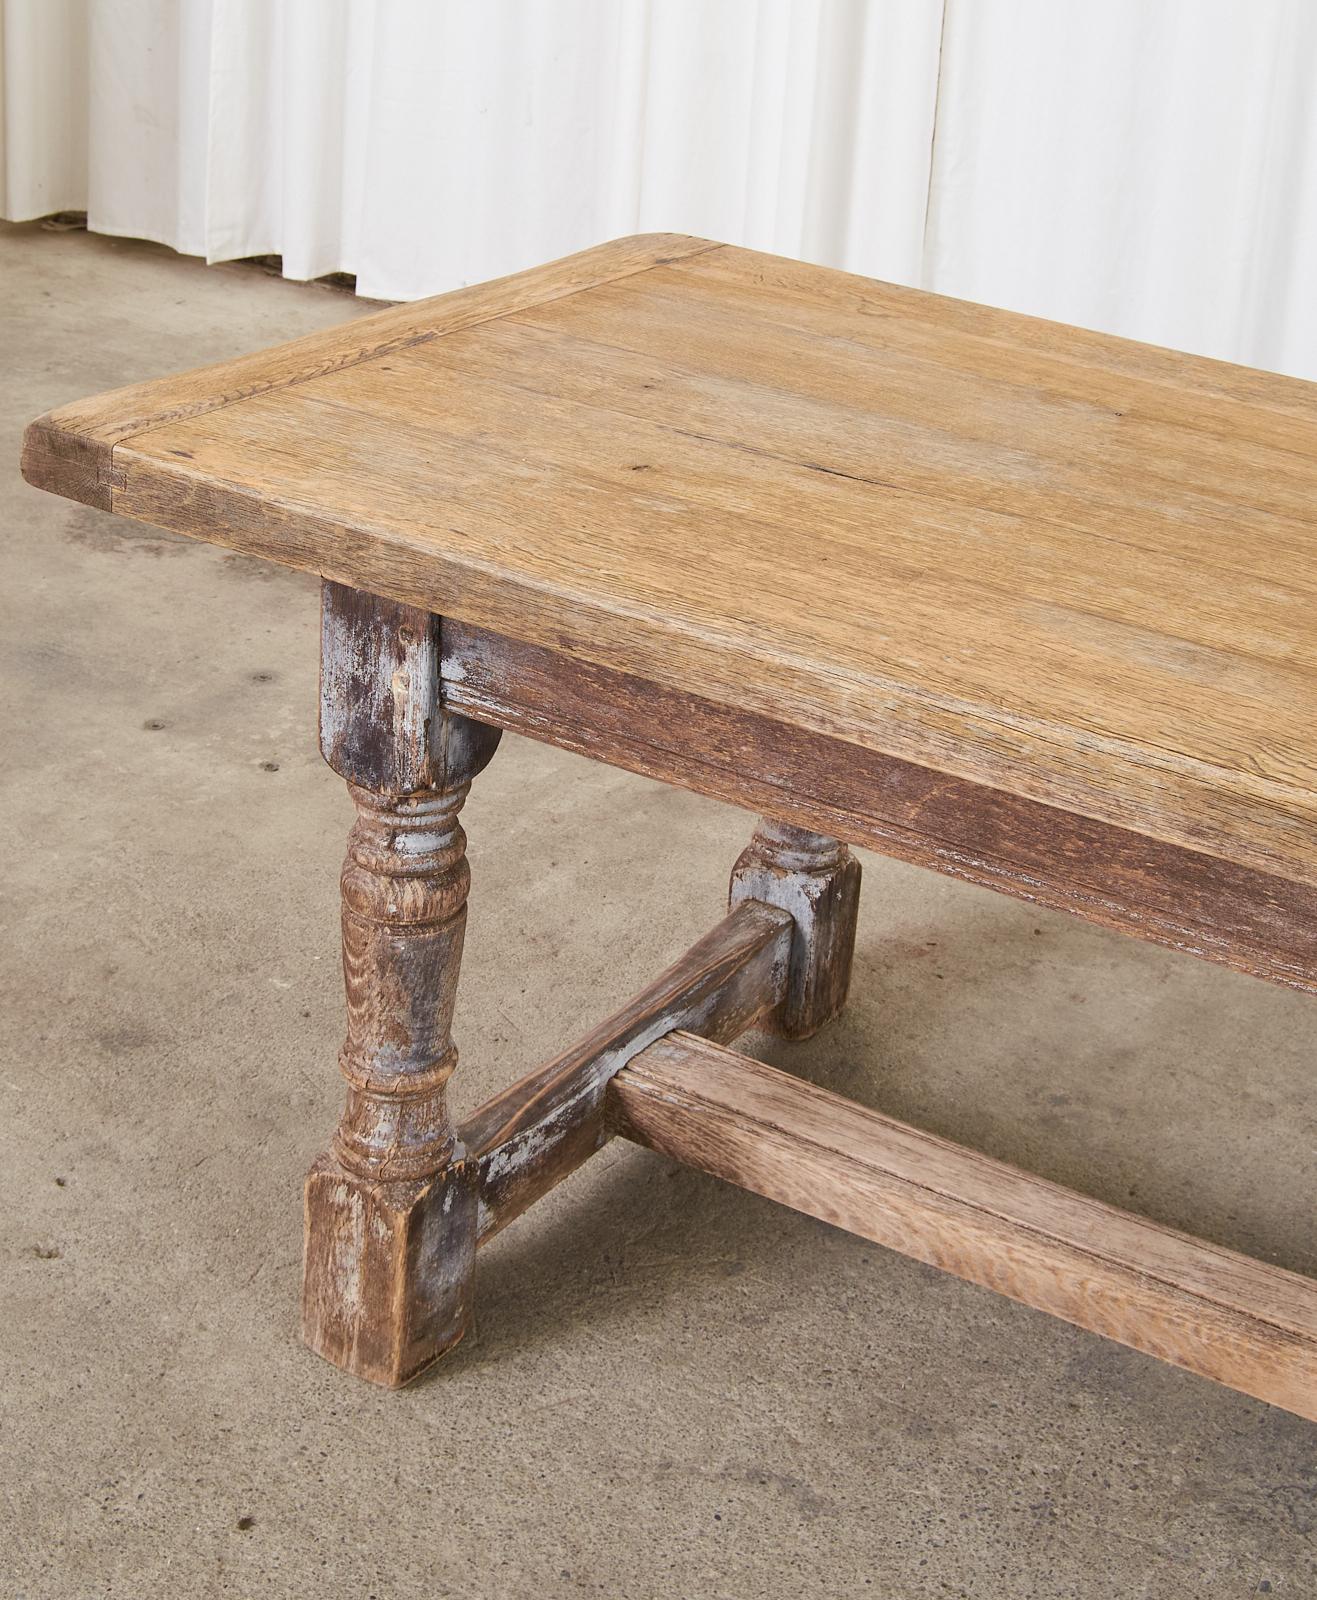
2 0 1315 380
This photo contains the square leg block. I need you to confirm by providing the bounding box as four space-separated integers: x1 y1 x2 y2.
302 1153 477 1388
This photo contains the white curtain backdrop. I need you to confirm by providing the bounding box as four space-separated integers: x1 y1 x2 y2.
928 0 1317 380
2 0 1316 380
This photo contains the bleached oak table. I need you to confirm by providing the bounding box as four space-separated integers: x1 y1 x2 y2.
24 235 1317 1415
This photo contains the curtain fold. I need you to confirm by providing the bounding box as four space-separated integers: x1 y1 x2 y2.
0 0 89 219
1 0 1314 379
925 0 1317 377
0 0 943 300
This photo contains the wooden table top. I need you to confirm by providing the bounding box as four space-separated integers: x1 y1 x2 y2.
24 234 1317 889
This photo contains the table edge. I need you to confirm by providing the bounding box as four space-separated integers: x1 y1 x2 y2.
441 618 1317 996
20 231 721 511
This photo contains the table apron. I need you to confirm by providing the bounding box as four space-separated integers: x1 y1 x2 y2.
440 618 1317 996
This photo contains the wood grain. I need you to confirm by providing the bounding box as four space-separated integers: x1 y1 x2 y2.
303 584 502 1387
729 820 861 1038
319 578 501 794
23 234 1317 894
440 620 1317 994
463 899 791 1242
302 783 480 1385
330 783 472 1181
614 1032 1317 1422
21 233 715 508
304 896 788 1386
302 1153 476 1389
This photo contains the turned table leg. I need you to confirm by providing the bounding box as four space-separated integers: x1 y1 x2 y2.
729 817 861 1038
302 581 499 1387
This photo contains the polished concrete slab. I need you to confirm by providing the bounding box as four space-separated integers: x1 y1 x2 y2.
2 221 1314 1599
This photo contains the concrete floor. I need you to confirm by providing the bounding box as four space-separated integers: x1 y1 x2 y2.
2 221 1315 1600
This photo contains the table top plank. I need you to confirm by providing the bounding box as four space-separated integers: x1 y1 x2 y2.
393 320 1317 621
683 245 1317 427
24 235 1317 890
20 233 716 507
514 273 1317 523
409 317 1317 600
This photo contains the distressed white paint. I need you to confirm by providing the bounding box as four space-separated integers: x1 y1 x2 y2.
328 1182 365 1320
469 900 793 1239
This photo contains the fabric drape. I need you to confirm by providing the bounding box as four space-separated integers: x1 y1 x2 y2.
2 0 1314 379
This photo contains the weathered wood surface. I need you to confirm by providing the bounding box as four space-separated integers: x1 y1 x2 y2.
305 893 791 1385
729 820 861 1038
302 771 483 1384
302 1154 476 1390
463 899 792 1242
24 234 1317 894
303 584 501 1387
20 233 716 507
442 621 1317 994
329 783 472 1182
319 579 500 795
613 1032 1317 1423
316 583 500 1184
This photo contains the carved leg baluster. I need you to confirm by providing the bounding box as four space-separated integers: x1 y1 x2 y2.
302 581 499 1387
729 817 861 1039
